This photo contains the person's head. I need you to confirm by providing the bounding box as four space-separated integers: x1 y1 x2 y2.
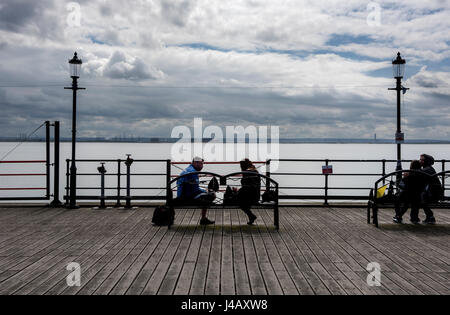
420 154 434 167
192 156 204 171
410 160 421 170
240 158 252 171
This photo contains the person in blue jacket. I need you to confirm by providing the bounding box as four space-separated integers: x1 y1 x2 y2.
177 157 215 225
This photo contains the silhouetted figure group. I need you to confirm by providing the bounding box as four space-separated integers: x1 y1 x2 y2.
393 154 442 224
176 157 261 226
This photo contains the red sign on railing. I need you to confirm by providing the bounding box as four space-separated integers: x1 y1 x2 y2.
322 165 333 174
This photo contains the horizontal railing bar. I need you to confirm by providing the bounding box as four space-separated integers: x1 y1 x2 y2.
65 187 166 190
279 187 371 190
273 159 449 162
279 195 368 200
0 188 47 190
0 174 46 176
0 197 49 201
64 195 166 200
171 161 267 165
0 160 46 164
271 173 383 176
75 173 166 176
66 159 169 162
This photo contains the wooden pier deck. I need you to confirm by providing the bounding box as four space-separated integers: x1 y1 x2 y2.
0 206 449 295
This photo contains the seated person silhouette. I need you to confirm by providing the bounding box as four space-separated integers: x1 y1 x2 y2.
176 157 215 225
393 160 427 224
237 159 261 225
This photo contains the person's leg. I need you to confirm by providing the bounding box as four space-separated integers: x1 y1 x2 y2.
197 193 215 225
393 193 408 222
240 205 257 225
394 203 408 223
201 207 207 219
422 206 436 223
410 203 420 223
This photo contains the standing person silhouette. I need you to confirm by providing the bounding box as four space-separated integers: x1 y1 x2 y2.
419 154 439 224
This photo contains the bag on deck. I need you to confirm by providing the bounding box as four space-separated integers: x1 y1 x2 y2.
223 185 238 205
152 206 175 226
261 189 276 203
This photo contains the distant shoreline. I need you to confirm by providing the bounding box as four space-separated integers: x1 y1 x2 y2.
1 138 449 144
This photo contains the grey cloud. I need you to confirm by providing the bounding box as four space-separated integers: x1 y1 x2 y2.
0 0 60 39
99 4 113 17
0 0 45 32
160 0 196 27
413 75 441 88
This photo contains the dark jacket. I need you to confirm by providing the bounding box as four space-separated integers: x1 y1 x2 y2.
400 171 427 203
421 165 443 202
238 166 261 204
176 164 205 199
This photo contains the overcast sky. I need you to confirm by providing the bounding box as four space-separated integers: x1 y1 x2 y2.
0 0 449 139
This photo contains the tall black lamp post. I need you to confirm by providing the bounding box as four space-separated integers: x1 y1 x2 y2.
65 52 85 209
388 52 408 182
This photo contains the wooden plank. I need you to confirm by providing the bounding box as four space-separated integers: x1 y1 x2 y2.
51 209 149 295
220 208 236 295
204 209 223 295
0 208 114 290
189 210 217 295
125 209 191 295
230 208 251 295
19 209 137 295
159 209 201 295
258 208 314 294
81 210 159 295
256 209 299 294
142 209 196 295
7 209 118 294
274 208 330 295
0 206 448 295
238 210 267 295
172 210 205 295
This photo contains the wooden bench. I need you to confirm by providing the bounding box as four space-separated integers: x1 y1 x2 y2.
367 170 449 227
166 171 280 229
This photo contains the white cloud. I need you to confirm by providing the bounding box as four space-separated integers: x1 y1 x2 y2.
0 0 448 139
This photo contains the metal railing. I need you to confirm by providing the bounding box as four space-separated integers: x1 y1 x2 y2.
0 121 61 204
64 158 170 208
64 158 448 207
268 158 448 204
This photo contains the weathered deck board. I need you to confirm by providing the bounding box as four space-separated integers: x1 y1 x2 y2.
0 206 449 295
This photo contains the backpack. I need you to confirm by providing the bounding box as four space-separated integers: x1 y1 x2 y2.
261 190 276 203
152 206 175 226
423 177 444 203
208 177 220 192
223 186 238 205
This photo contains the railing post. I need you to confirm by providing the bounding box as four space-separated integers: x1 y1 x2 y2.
45 121 50 199
50 121 62 207
125 154 133 209
98 163 107 209
382 159 386 185
324 159 329 205
166 159 171 203
266 159 271 191
65 159 70 206
274 183 279 230
442 160 446 192
115 159 122 207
